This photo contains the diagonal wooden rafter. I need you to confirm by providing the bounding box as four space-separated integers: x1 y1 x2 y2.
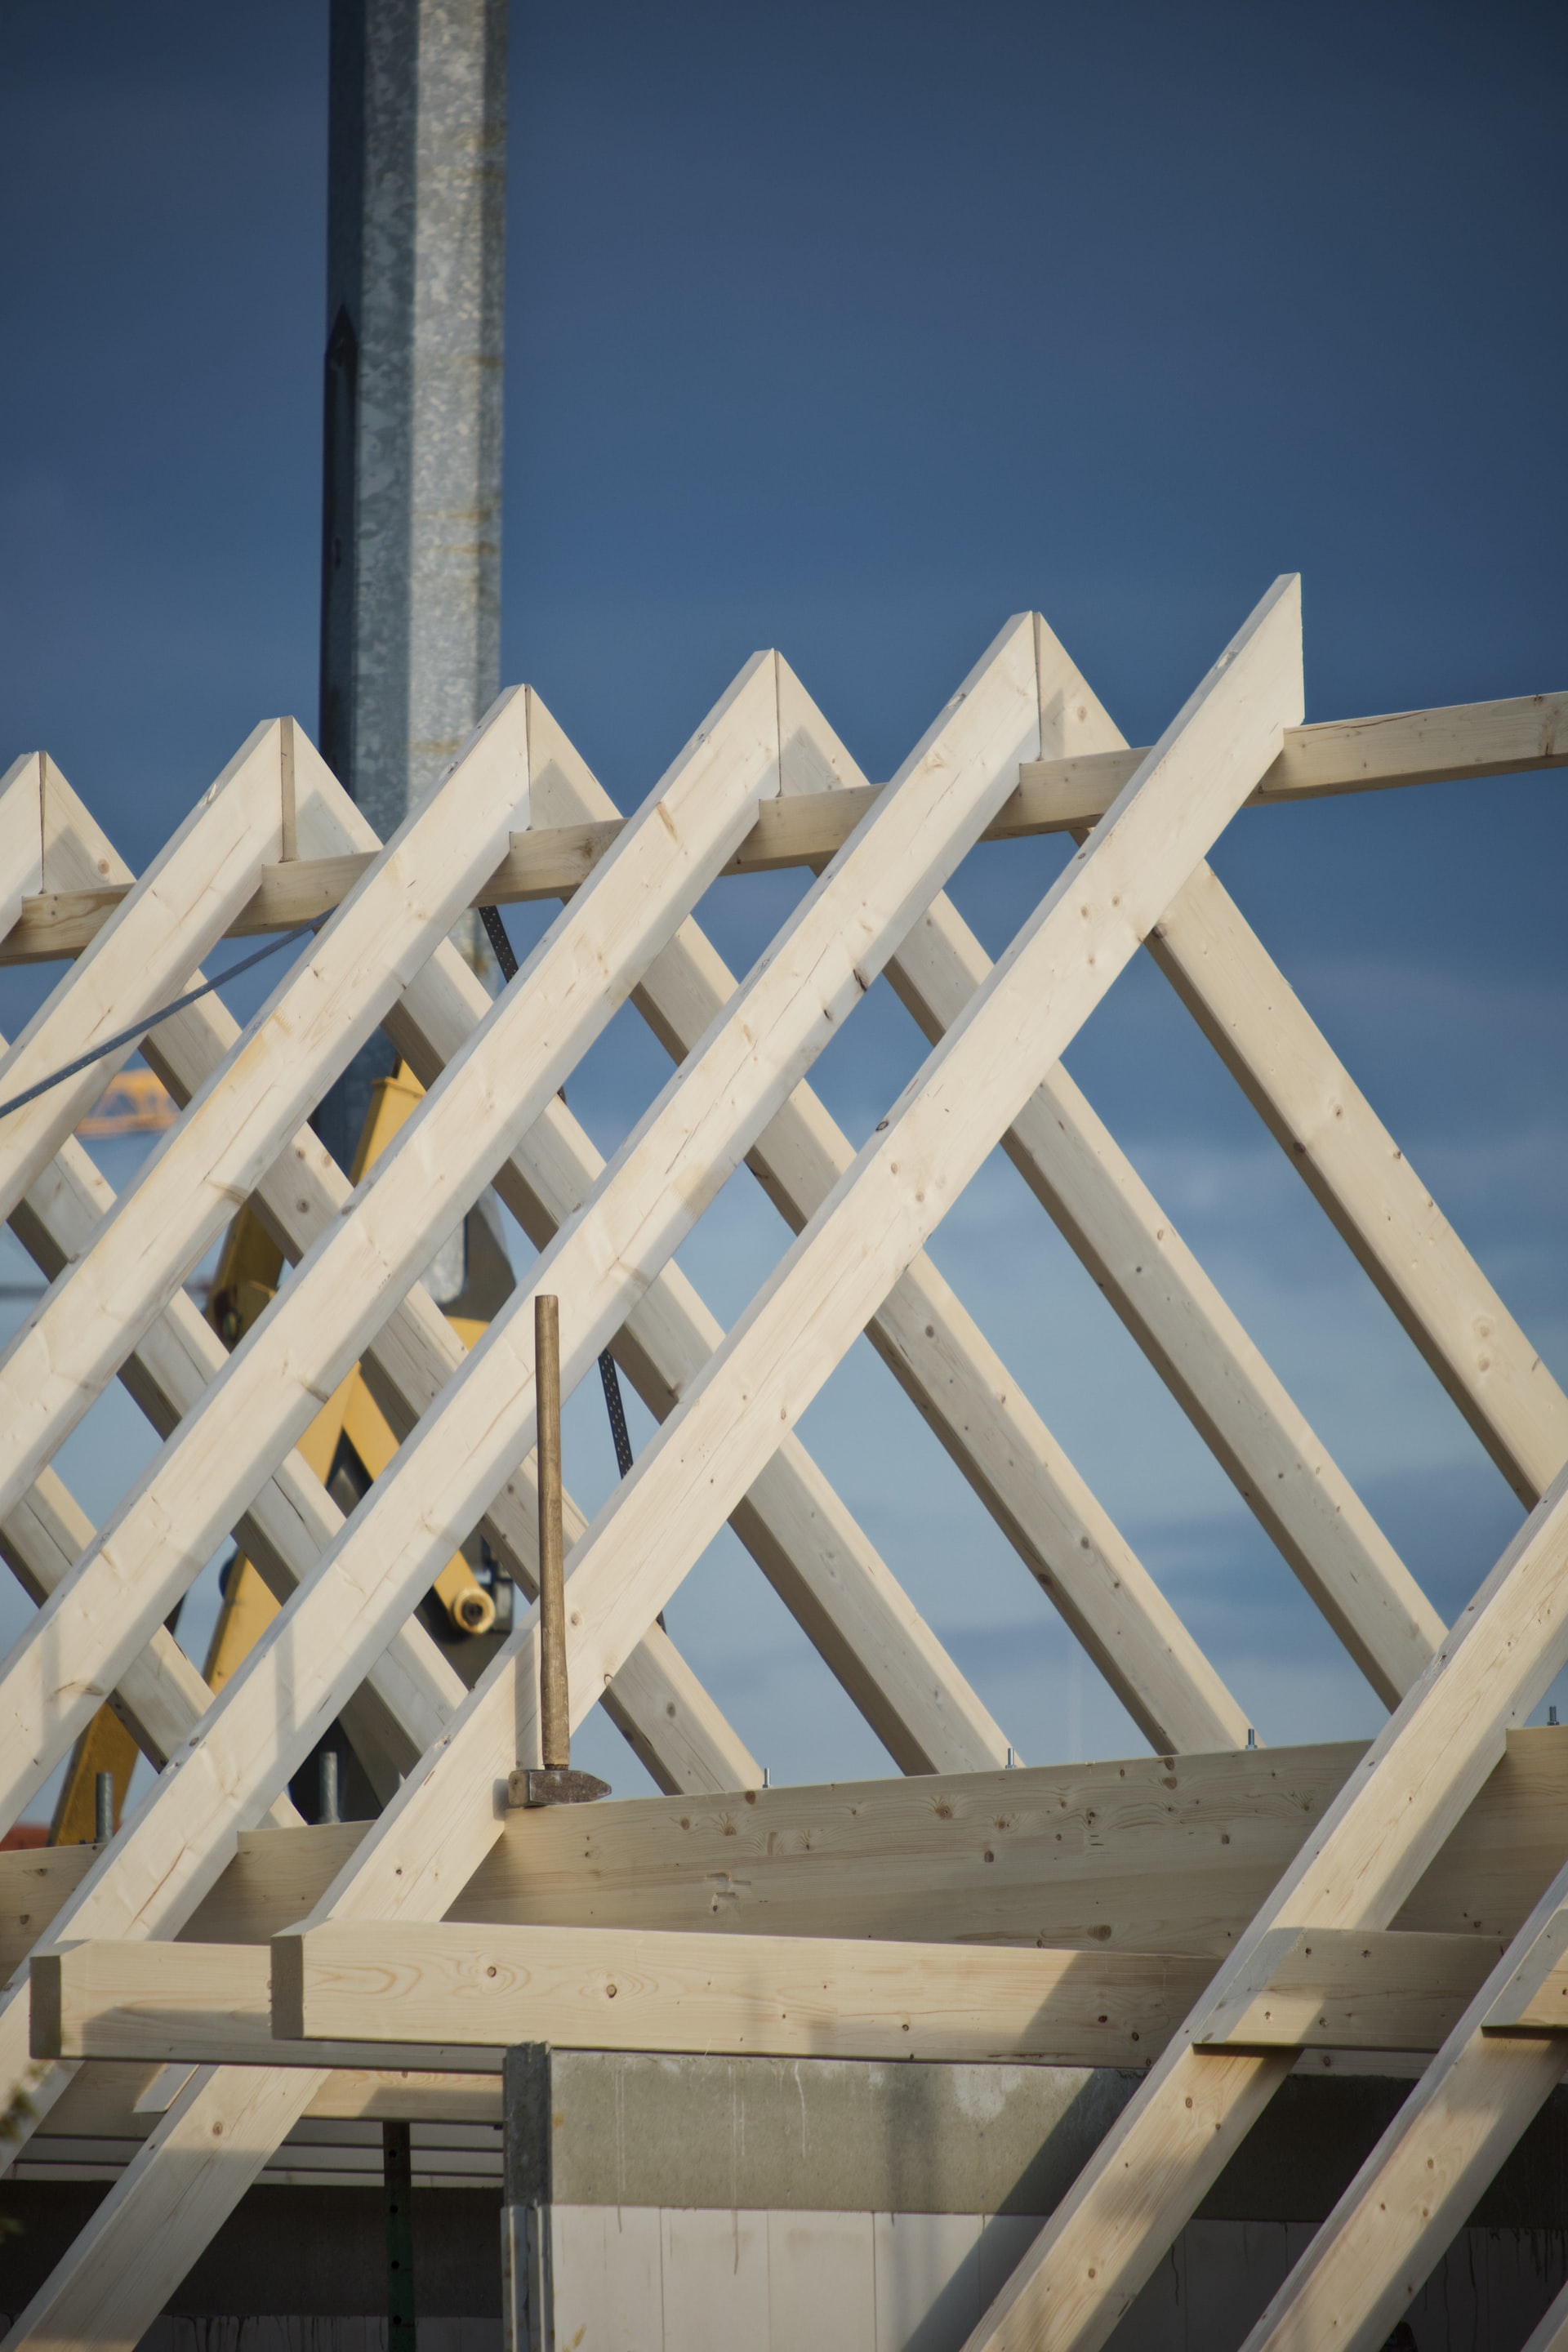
0 616 1050 2180
1144 863 1568 1506
0 658 784 1833
1222 1854 1568 2351
5 589 1559 2352
960 1453 1568 2352
0 1459 302 1831
0 684 538 1542
0 580 1305 2348
298 695 1017 1778
0 753 755 1821
521 674 1249 1750
4 615 1045 1942
5 688 1560 967
747 626 1448 1707
0 719 296 1225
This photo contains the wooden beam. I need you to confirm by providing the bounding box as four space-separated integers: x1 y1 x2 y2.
0 1039 459 1811
1481 1899 1568 2031
123 924 754 1800
278 1920 1503 2060
1145 865 1568 1508
0 754 48 966
523 670 1247 1754
1014 687 1568 819
0 727 767 2166
775 623 1441 1708
963 1460 1568 2352
1229 1856 1568 2352
0 759 394 1780
0 684 536 1552
0 2063 336 2346
0 1459 303 1824
376 672 1040 1775
0 590 1296 2334
0 718 291 1224
0 662 778 1843
127 957 752 1799
29 1940 513 2073
42 2060 500 2136
274 583 1303 1956
7 1731 1563 1977
31 1927 1214 2070
0 770 343 1815
0 644 860 2182
296 1921 1495 2060
11 621 1040 1966
3 690 1560 966
386 943 1014 1778
30 1919 1503 2081
1194 1925 1502 2051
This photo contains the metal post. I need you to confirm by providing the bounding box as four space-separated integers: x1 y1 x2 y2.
93 1771 114 1844
502 2044 553 2352
535 1294 568 1773
316 0 508 1173
318 1746 341 1825
383 2117 416 2345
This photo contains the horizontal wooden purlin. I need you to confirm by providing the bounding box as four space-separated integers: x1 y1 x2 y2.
32 1917 1517 2073
9 1732 1568 1977
1482 1906 1568 2034
279 1918 1517 2060
1193 1926 1505 2051
29 1939 507 2073
3 691 1561 964
43 2061 501 2136
273 1920 1184 2063
1016 688 1568 818
33 1929 1214 2069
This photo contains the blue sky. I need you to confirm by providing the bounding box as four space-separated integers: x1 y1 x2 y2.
0 0 1564 1804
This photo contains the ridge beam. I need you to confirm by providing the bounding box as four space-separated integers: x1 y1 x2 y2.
5 688 1562 964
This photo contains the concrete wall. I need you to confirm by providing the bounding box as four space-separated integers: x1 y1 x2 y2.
501 2051 1568 2352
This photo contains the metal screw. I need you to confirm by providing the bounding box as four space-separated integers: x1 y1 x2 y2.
1005 1745 1017 1771
1552 1705 1561 1728
1245 1727 1257 1749
94 1771 114 1843
762 1766 771 1788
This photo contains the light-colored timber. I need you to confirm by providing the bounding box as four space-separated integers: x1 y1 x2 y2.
35 1928 1213 2069
0 760 746 1812
3 1729 1565 1983
27 1918 1509 2070
2 689 1560 967
1230 1855 1568 2352
0 590 1563 2352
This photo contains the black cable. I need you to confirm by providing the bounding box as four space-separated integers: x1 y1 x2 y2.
479 900 638 1482
0 925 314 1125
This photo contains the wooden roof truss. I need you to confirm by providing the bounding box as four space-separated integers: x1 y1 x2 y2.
0 574 1566 2347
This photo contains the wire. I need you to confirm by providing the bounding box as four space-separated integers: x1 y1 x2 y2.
479 901 639 1483
0 925 314 1125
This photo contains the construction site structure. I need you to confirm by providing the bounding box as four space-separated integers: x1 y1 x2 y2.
0 583 1565 2348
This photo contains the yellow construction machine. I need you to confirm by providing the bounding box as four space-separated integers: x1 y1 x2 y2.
48 1061 515 1840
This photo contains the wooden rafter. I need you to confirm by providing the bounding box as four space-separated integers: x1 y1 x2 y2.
2 688 1560 968
0 756 755 1819
1 581 1563 2350
511 675 1247 1753
0 583 1303 2339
